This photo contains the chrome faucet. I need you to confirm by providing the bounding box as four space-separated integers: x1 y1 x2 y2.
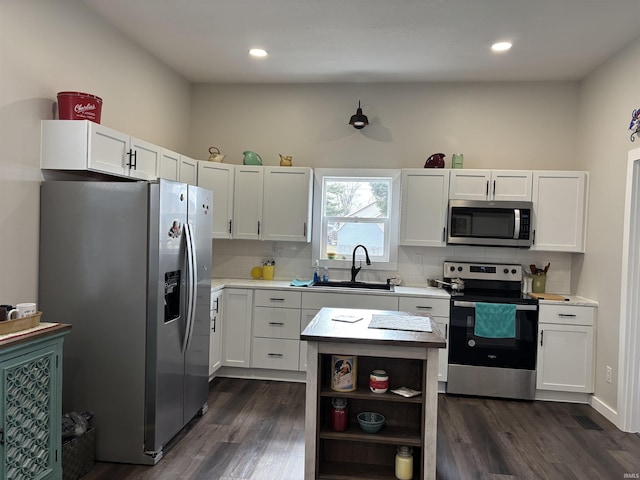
351 244 371 283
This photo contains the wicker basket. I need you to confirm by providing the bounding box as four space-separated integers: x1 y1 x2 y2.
62 427 95 480
0 311 42 335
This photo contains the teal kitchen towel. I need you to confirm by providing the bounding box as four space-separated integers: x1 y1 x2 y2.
474 302 516 338
290 279 314 287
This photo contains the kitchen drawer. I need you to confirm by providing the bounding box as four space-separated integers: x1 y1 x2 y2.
539 304 595 326
398 296 450 317
301 292 398 311
253 306 301 339
251 337 300 370
254 289 302 308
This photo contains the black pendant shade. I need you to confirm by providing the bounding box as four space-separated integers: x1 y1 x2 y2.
349 101 369 129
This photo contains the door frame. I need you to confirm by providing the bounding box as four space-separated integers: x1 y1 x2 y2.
618 146 640 432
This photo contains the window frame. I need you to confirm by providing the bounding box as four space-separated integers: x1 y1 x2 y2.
312 168 401 272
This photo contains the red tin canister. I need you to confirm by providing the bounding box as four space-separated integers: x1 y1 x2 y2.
57 91 103 123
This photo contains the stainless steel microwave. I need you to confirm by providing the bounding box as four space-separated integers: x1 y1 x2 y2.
447 200 533 248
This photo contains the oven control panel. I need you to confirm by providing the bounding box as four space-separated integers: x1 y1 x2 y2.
443 261 523 281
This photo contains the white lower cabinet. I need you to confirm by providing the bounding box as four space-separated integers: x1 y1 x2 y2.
221 288 253 368
209 289 223 376
252 289 302 370
398 296 450 382
536 304 596 393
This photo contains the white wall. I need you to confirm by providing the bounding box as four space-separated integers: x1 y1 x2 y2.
577 36 640 415
0 0 191 304
189 82 579 170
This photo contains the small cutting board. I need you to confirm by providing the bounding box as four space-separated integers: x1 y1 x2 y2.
528 292 567 301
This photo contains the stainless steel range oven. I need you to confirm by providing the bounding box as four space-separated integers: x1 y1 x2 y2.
444 261 539 400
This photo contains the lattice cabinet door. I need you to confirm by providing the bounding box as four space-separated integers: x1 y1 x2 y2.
1 339 63 480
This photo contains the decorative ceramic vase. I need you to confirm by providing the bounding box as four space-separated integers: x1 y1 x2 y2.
243 151 263 165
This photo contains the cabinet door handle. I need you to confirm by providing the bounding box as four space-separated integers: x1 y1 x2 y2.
257 221 261 235
214 297 219 313
445 324 448 340
540 330 544 346
211 315 216 332
268 322 285 326
493 180 496 197
415 306 433 310
533 230 536 245
558 313 577 317
485 180 489 197
442 227 446 242
267 353 283 357
269 298 285 302
228 219 232 234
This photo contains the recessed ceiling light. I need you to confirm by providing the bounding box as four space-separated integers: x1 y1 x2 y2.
491 42 513 52
249 48 268 57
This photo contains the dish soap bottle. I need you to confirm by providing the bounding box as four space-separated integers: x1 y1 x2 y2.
322 266 330 283
313 260 320 283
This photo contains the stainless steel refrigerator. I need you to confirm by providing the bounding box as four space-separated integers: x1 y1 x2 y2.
38 179 212 465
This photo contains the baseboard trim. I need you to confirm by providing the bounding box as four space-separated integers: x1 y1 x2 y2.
211 366 307 383
590 395 619 428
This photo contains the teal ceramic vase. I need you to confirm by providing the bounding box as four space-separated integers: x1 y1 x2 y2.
243 151 263 165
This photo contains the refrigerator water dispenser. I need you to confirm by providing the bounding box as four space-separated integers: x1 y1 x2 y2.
164 271 181 322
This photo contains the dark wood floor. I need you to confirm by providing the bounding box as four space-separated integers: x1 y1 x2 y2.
82 378 640 480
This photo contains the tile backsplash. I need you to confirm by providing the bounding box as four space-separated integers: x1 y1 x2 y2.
212 240 574 294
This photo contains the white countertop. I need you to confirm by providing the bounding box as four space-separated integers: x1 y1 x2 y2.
210 278 451 299
211 278 597 305
535 295 598 307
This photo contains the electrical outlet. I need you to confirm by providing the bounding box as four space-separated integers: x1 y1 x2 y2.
606 366 612 384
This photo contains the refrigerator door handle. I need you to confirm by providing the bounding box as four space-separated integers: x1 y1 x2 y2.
182 222 197 353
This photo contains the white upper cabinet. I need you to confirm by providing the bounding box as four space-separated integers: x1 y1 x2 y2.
159 148 181 181
230 166 313 242
233 166 264 240
41 120 159 180
159 149 199 185
198 162 235 239
450 169 533 201
531 171 588 252
400 169 450 246
262 167 313 242
179 156 199 185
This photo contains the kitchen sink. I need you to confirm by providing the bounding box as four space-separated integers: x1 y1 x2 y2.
310 280 394 291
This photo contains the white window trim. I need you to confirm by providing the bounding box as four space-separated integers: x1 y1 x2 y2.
312 168 401 272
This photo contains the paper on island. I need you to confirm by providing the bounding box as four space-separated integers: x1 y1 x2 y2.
368 314 432 333
331 314 364 323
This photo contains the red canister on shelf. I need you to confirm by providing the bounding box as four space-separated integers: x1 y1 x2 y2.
330 397 348 431
369 369 389 394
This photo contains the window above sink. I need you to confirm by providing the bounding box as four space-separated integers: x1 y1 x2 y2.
312 168 401 272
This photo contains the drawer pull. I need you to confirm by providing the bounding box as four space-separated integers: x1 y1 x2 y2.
558 313 577 318
415 306 433 310
267 353 284 358
269 298 286 302
268 322 285 326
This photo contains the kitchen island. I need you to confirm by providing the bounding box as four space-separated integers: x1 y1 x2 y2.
301 307 445 480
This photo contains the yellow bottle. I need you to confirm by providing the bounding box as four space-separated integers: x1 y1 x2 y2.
395 445 413 479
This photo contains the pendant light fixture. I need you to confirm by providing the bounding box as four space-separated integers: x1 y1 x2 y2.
349 101 369 129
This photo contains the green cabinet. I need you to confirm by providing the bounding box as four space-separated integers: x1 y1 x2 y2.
1 327 70 480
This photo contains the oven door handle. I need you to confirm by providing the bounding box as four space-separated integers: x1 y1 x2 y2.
453 300 537 311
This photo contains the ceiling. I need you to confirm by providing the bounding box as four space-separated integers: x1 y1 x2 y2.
81 0 640 84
